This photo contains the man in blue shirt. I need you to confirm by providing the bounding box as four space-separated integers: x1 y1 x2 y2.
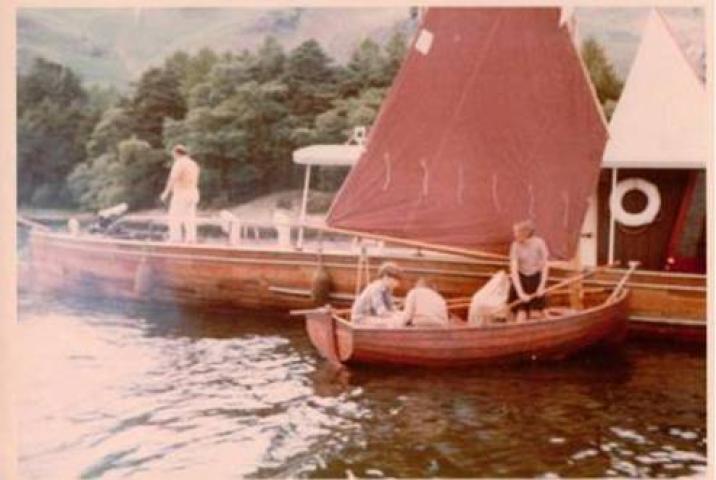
351 262 403 324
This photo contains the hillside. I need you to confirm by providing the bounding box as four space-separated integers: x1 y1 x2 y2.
17 7 705 90
18 7 705 90
17 8 415 89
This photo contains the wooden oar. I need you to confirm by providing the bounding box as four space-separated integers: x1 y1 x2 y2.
309 272 610 319
445 287 611 309
506 264 613 310
291 262 620 317
446 262 620 310
303 223 509 261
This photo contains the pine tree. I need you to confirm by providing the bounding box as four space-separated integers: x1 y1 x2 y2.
17 58 89 206
284 40 336 121
581 37 624 119
129 66 186 147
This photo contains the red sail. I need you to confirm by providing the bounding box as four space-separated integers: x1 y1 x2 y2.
326 8 607 260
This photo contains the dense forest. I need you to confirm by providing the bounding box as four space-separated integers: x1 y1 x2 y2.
17 34 622 211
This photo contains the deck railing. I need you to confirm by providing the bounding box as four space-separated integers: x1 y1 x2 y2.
98 213 388 254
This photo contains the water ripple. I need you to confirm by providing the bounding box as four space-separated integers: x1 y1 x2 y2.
17 295 706 479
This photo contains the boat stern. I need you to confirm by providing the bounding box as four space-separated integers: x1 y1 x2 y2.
305 308 344 365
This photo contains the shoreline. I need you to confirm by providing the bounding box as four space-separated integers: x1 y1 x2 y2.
18 189 333 226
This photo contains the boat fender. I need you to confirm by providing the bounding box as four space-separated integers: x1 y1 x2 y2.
219 210 242 245
609 178 661 227
134 257 154 297
311 265 333 306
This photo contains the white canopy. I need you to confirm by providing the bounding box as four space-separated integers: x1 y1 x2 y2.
292 144 365 167
602 9 708 169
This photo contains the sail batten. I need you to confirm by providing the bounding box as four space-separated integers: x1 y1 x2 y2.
327 8 608 260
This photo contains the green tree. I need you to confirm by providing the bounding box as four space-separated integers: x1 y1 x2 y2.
340 39 387 96
85 107 133 158
383 31 408 82
284 40 337 122
312 87 386 144
203 52 254 106
164 80 294 204
164 105 251 204
68 137 167 210
78 85 123 151
165 48 220 98
67 152 117 209
129 66 186 147
581 37 624 119
17 58 89 206
309 87 388 191
251 36 286 83
17 57 86 116
85 84 122 116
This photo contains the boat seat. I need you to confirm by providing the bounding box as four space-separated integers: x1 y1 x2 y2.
544 307 578 319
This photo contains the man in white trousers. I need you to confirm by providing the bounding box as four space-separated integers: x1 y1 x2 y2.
160 145 200 243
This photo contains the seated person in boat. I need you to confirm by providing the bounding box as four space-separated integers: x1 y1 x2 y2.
351 262 403 326
508 219 549 322
400 277 449 327
160 144 201 243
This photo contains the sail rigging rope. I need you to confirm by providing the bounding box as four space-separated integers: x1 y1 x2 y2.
382 152 392 191
491 174 502 212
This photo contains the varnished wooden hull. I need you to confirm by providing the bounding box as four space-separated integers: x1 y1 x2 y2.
627 317 706 344
26 231 705 342
306 290 629 367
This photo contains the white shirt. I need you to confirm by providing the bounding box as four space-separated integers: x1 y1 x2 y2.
510 236 549 276
169 155 199 194
401 286 448 326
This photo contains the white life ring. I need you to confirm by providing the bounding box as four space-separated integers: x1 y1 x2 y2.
609 178 661 227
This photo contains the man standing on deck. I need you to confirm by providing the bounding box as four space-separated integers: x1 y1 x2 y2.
160 145 200 243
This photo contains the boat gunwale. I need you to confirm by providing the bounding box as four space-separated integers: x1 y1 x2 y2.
331 288 629 336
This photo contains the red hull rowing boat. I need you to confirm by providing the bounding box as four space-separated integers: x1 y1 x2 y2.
305 290 629 367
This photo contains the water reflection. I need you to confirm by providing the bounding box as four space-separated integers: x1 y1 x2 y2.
17 293 706 478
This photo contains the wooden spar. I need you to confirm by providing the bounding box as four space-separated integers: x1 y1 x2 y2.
304 223 509 261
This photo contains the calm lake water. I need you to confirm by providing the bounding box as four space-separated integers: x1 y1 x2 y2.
17 293 707 479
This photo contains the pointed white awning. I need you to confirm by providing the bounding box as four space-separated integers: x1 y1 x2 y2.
602 9 708 169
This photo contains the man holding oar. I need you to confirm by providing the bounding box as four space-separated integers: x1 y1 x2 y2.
508 220 550 323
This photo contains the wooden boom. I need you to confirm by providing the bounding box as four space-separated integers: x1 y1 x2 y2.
304 222 509 261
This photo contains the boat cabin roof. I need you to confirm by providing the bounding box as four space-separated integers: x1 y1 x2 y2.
292 144 364 167
602 10 707 170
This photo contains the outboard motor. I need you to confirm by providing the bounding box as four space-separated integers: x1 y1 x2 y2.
89 203 129 234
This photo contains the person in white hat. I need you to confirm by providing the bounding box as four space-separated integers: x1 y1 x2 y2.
160 145 200 243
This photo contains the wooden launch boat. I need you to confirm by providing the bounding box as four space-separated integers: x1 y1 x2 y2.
24 220 705 339
304 288 630 368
